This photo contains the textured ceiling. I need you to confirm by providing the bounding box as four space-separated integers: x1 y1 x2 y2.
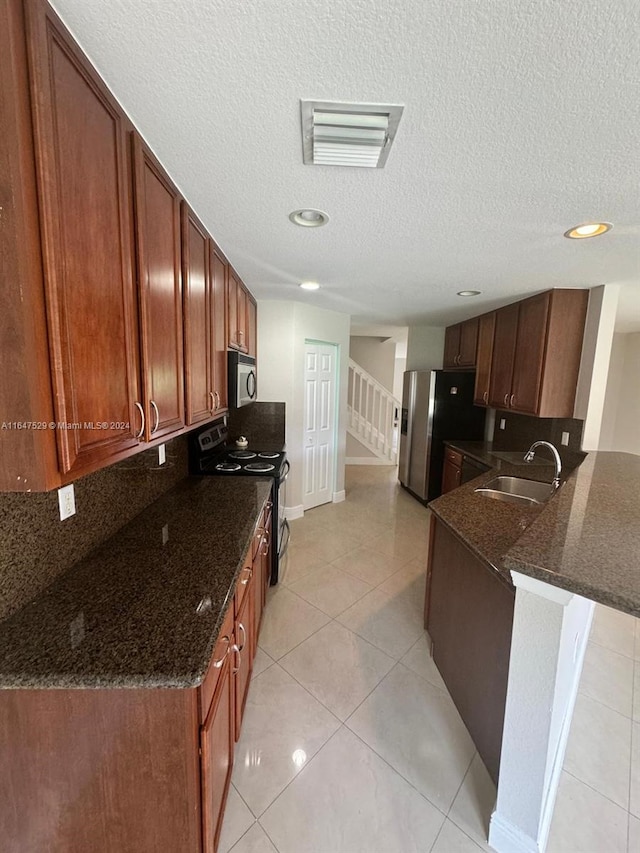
51 0 640 328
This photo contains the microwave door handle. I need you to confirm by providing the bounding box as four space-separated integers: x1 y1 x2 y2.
246 370 257 399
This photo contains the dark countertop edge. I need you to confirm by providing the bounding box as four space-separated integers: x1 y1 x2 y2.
427 509 516 592
504 556 640 620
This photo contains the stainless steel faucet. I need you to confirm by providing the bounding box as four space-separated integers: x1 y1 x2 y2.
523 441 562 489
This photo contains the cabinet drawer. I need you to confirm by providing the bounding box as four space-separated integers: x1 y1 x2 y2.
199 603 234 724
444 448 463 467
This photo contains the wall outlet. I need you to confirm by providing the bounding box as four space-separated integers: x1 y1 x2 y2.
158 444 166 465
162 524 169 545
70 612 85 650
499 418 506 430
58 484 76 521
561 431 570 446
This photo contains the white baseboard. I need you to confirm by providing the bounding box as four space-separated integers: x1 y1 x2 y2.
345 457 396 466
332 490 346 503
488 811 541 853
285 505 304 521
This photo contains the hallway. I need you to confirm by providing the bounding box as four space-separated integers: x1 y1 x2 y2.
218 466 639 853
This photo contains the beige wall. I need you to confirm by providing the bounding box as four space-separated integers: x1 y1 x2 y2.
349 336 396 392
257 300 351 512
599 331 640 454
406 325 445 370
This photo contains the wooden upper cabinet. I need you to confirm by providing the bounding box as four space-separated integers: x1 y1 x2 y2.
247 297 257 358
473 312 496 406
182 204 213 426
211 246 229 412
443 319 478 368
488 303 519 409
132 134 185 441
237 279 248 352
227 271 249 352
509 293 550 415
24 0 141 475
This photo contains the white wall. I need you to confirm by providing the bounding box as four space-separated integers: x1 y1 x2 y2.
600 332 640 454
393 357 406 403
349 336 396 392
406 325 445 371
257 300 350 512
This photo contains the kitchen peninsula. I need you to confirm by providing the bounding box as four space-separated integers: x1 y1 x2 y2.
426 449 640 853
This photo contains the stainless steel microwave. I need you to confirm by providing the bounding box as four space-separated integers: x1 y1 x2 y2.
228 352 257 407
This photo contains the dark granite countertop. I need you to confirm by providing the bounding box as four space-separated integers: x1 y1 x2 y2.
0 477 272 689
430 449 640 617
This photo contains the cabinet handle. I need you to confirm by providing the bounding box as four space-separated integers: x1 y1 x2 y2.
209 391 215 413
238 329 244 341
150 400 160 434
230 643 241 674
261 532 270 556
483 391 488 403
241 567 253 585
212 635 231 668
237 622 246 652
214 390 220 410
134 401 145 439
510 394 515 407
503 393 510 406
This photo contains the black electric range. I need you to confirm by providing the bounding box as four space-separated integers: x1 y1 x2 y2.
189 419 290 584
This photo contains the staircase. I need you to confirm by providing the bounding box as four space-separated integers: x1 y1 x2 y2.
347 359 401 465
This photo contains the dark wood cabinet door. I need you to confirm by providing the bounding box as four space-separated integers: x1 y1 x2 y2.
211 246 229 411
234 578 254 741
443 324 461 368
132 135 184 441
182 204 213 426
201 652 234 853
488 303 519 409
237 282 249 353
25 0 141 474
510 292 550 415
227 272 240 349
474 313 496 405
441 458 461 495
247 297 257 358
458 318 479 367
426 520 514 784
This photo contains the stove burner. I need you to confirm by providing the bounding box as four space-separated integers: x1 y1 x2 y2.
258 452 279 459
244 462 275 472
228 450 256 460
215 462 242 472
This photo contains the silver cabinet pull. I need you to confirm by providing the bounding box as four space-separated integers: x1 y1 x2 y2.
237 622 246 652
134 401 145 439
483 391 488 403
214 390 220 410
241 567 253 585
212 635 231 668
261 532 270 556
510 394 516 407
150 400 160 434
209 391 215 413
230 643 241 674
503 393 510 406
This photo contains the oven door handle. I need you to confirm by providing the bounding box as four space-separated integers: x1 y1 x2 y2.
281 459 290 482
279 518 291 558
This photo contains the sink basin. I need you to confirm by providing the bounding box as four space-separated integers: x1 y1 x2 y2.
474 476 555 507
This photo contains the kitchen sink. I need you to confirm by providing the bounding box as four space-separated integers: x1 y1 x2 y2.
474 476 556 507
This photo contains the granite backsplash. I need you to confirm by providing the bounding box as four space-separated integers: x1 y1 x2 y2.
228 402 286 450
491 410 585 468
0 436 189 622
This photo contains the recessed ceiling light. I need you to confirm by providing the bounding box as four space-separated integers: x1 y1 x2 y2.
457 290 482 297
300 281 320 291
564 222 612 239
289 209 329 228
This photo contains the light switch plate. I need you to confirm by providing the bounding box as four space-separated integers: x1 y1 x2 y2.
499 418 506 430
58 484 76 520
561 431 570 446
158 444 166 465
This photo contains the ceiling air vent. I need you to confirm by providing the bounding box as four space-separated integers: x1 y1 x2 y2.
300 100 404 168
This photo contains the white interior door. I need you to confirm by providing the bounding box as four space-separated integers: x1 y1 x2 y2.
303 342 337 510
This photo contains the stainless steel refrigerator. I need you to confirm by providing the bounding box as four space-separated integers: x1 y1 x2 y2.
399 370 486 503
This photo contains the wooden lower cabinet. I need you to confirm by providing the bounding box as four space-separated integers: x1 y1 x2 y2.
425 516 515 784
441 448 463 495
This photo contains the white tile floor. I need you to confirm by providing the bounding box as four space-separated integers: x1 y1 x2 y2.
219 466 640 853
